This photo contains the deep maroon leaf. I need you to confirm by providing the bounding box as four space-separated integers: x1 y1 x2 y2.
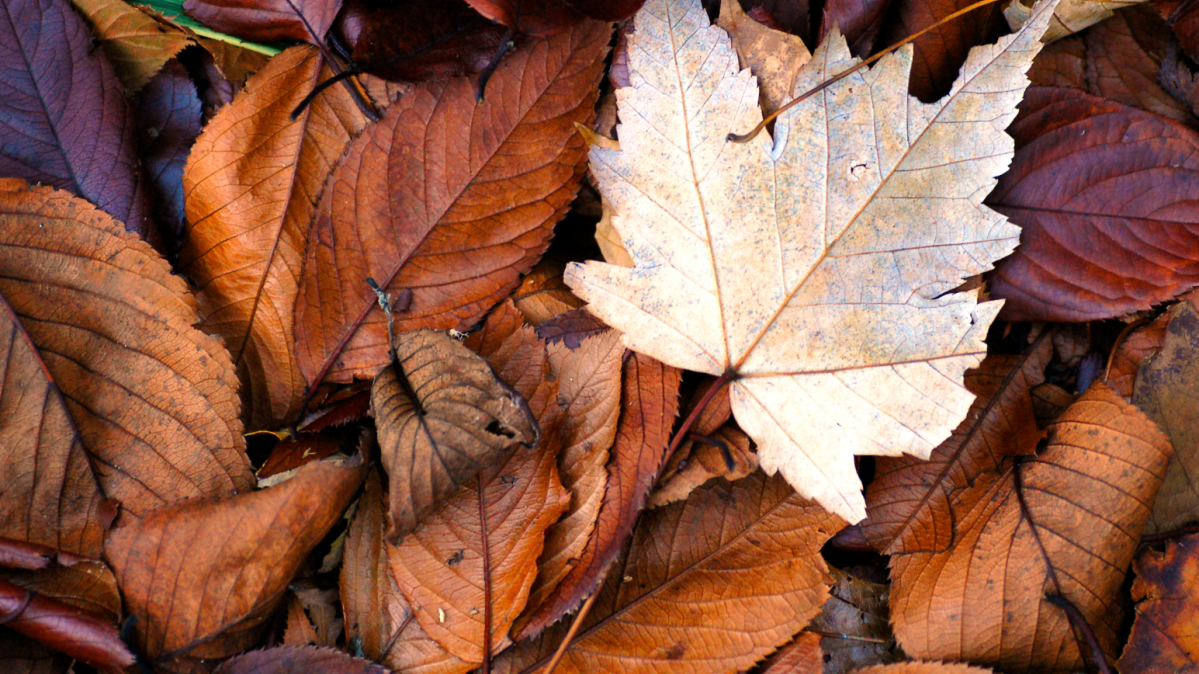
135 60 202 256
565 0 646 21
988 86 1199 322
184 0 342 43
213 645 391 674
875 0 1006 101
0 577 135 674
819 0 892 56
0 0 155 244
334 0 510 82
464 0 583 36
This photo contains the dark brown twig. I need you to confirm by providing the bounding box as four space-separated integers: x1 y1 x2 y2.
543 589 601 674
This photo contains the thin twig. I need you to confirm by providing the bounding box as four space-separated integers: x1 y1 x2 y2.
664 372 734 464
728 0 1005 143
543 590 601 674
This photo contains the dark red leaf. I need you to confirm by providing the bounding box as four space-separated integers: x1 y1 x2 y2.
987 86 1199 322
819 0 892 56
184 0 342 43
875 0 1006 101
334 0 510 83
213 645 391 674
0 0 155 245
135 60 203 257
1159 0 1199 62
464 0 584 36
564 0 646 21
0 577 135 674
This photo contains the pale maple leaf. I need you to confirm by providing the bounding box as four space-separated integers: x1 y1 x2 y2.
565 0 1057 521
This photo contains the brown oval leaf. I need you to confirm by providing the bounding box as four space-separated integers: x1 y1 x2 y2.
182 46 401 429
213 645 390 674
0 294 108 559
0 183 252 520
294 18 609 386
0 577 135 673
104 456 365 660
184 0 341 43
1118 532 1199 673
372 329 539 542
988 86 1199 322
0 0 154 243
386 312 569 664
516 471 844 673
889 383 1171 671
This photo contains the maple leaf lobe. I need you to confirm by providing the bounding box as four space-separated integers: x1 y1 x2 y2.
565 0 1058 521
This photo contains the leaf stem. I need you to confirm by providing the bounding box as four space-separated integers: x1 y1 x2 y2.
478 479 493 674
728 0 1006 143
664 372 734 464
543 589 600 674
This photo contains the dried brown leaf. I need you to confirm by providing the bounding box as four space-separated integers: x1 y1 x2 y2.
516 472 843 673
809 567 899 674
862 337 1053 554
294 19 609 387
758 631 823 674
718 0 812 113
1109 314 1171 399
0 183 252 519
1118 532 1199 673
0 294 108 559
70 0 192 92
372 329 538 542
0 577 135 673
105 456 365 660
386 312 569 664
212 645 391 674
1134 296 1199 533
513 349 681 638
649 424 756 507
182 46 400 428
1 559 121 623
889 384 1171 671
853 664 995 674
511 261 586 326
184 0 341 43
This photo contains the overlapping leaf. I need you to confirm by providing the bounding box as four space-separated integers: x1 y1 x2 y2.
183 46 400 428
1119 532 1199 673
213 646 391 674
988 86 1199 322
372 328 539 542
294 19 609 387
136 60 203 252
0 0 155 243
0 182 252 519
889 384 1170 671
184 0 340 43
106 456 365 660
70 0 192 92
566 0 1056 521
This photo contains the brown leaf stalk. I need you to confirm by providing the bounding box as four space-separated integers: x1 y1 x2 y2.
729 0 1006 143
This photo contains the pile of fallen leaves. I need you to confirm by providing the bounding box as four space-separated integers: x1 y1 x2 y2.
4 0 1199 671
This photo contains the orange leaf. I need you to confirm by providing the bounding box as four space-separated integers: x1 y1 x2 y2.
0 293 108 558
182 46 402 429
1119 533 1199 673
105 456 365 660
294 19 610 387
889 383 1171 671
385 307 569 664
862 336 1053 554
514 349 681 638
0 182 252 520
516 471 843 673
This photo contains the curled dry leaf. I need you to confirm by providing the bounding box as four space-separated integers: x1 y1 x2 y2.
386 310 569 664
184 0 341 43
518 472 844 673
1109 312 1171 399
1005 0 1149 43
1118 532 1199 673
212 645 391 674
342 470 468 674
1026 5 1192 123
649 424 755 508
372 328 538 542
889 383 1171 671
514 349 681 638
105 456 365 660
566 0 1056 522
862 336 1052 554
70 0 192 92
988 86 1199 322
0 183 252 519
511 261 586 326
809 567 899 673
0 294 108 559
294 19 609 387
0 577 135 673
182 46 400 428
1134 295 1199 534
0 0 155 243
